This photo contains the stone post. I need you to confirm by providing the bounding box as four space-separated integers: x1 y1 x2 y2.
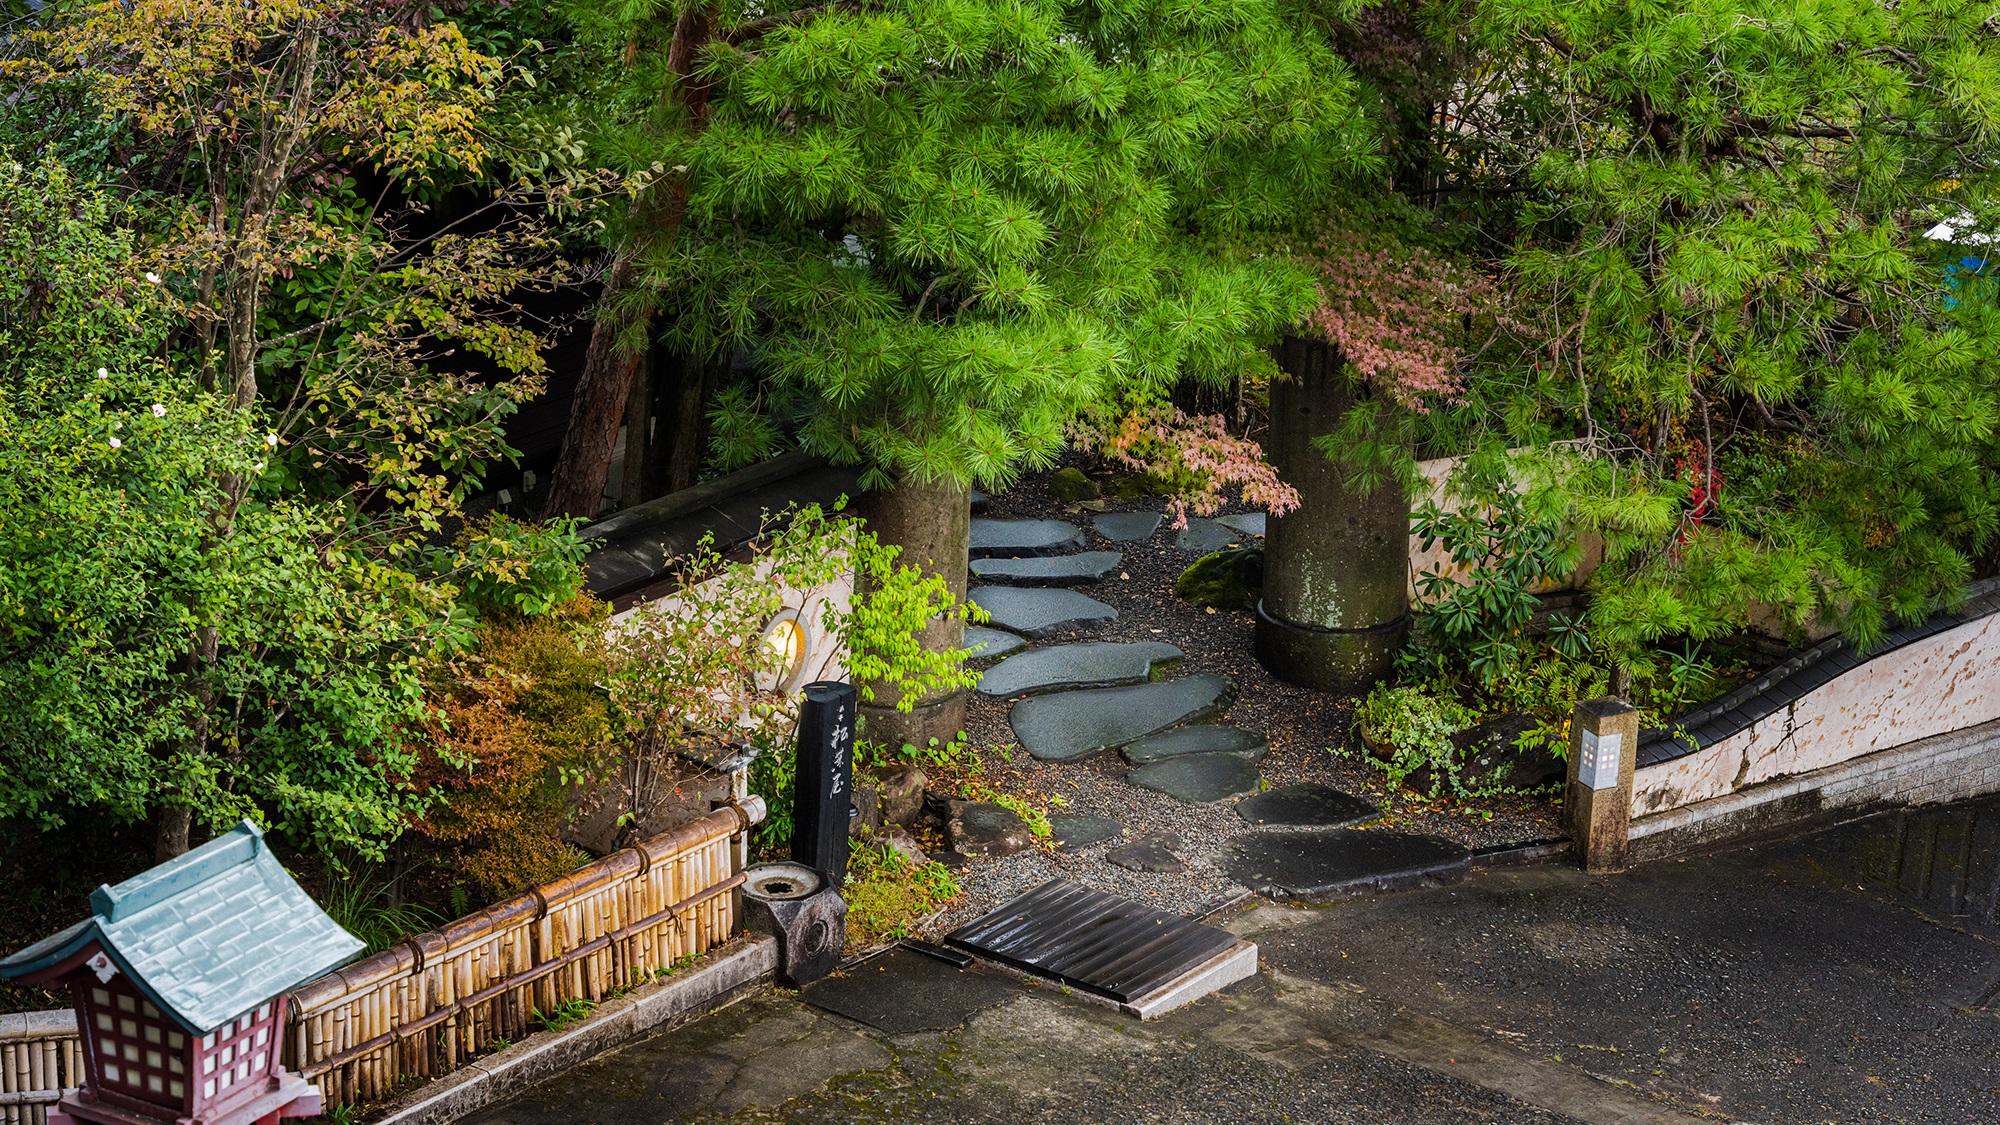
1254 334 1410 693
1566 697 1639 872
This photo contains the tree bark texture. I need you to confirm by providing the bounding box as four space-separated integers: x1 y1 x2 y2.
854 476 971 754
1255 334 1410 693
619 344 653 506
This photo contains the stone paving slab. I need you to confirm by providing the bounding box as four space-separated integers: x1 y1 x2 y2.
1105 831 1186 873
968 586 1118 638
1216 512 1266 536
969 518 1085 558
800 947 1025 1035
1119 725 1268 765
1221 830 1470 900
969 551 1123 586
1046 812 1123 852
976 640 1181 697
1092 511 1162 541
1127 753 1263 803
1174 517 1236 554
1010 674 1235 762
1234 784 1380 828
963 626 1028 659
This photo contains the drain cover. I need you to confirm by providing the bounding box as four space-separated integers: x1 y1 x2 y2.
946 879 1254 1015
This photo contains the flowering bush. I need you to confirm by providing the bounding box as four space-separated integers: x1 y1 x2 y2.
1070 404 1300 528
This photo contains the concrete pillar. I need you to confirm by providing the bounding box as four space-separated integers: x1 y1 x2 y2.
1254 334 1410 693
854 474 971 754
1566 697 1639 872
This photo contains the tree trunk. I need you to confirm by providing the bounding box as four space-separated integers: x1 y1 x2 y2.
619 345 653 507
543 253 646 519
154 806 191 864
652 349 716 496
854 476 972 754
1254 334 1410 693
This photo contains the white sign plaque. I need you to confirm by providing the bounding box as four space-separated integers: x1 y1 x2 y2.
1578 730 1623 790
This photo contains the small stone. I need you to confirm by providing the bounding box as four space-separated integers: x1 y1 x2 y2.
1174 517 1237 554
1010 674 1236 762
964 626 1028 659
1220 830 1470 900
1127 752 1262 803
1216 512 1267 536
1175 547 1263 610
947 801 1034 858
1093 511 1163 542
869 764 930 826
970 518 1085 558
1120 725 1268 765
969 586 1118 638
849 779 882 836
875 823 929 867
1047 813 1122 853
970 551 1122 587
1050 467 1102 502
930 850 968 869
1234 784 1380 828
977 640 1181 697
1104 831 1186 873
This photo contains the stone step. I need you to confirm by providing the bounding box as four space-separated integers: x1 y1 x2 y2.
1010 674 1235 762
1047 812 1123 853
970 551 1123 587
1093 512 1162 542
1119 725 1267 765
977 640 1181 697
1126 752 1262 804
964 626 1029 659
1221 830 1470 900
969 586 1117 638
1234 784 1380 828
1216 512 1266 537
969 518 1084 558
1173 517 1237 554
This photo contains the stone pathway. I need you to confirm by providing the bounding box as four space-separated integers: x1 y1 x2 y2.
961 497 1467 905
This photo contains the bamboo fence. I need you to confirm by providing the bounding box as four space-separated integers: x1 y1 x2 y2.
0 800 758 1121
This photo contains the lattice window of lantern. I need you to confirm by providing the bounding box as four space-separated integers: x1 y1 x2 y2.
86 983 187 1105
198 1001 278 1101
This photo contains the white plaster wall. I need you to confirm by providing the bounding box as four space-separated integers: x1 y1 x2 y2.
608 556 854 688
1405 456 1603 603
1632 612 2000 816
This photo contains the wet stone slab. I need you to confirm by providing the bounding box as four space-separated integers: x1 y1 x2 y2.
1093 511 1163 542
1221 830 1470 900
800 947 1025 1034
1047 812 1123 852
1216 512 1267 537
969 550 1123 586
1127 752 1263 804
1120 725 1268 765
1174 517 1237 554
963 626 1029 659
977 640 1182 697
1234 784 1380 828
1105 831 1187 873
1010 674 1236 762
969 518 1085 558
969 587 1118 638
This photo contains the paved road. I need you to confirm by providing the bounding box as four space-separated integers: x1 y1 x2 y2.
461 809 2000 1124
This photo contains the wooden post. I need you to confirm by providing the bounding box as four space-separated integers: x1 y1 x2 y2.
1566 697 1639 872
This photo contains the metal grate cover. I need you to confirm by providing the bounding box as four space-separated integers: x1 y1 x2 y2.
945 879 1240 1003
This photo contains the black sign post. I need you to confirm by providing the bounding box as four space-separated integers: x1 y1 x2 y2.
792 681 857 890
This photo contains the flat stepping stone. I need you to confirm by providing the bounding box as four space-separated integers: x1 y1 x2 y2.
1216 512 1267 536
1120 725 1267 765
1174 517 1236 554
963 626 1028 659
970 551 1122 587
969 586 1117 638
801 946 1023 1033
1234 784 1380 828
1011 674 1235 762
1093 512 1162 541
978 640 1181 697
1221 830 1470 900
948 801 1035 857
1105 831 1186 873
1047 813 1122 852
969 518 1084 558
969 489 989 514
1127 752 1262 803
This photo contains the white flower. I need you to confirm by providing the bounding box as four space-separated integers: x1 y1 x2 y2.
151 403 167 418
96 368 108 379
107 437 121 449
144 272 161 284
265 433 280 448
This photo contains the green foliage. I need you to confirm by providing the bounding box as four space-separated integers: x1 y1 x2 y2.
1347 684 1478 798
842 836 962 951
529 997 596 1033
315 863 442 955
448 515 591 618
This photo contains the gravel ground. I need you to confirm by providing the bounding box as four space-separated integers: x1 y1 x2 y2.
927 463 1566 932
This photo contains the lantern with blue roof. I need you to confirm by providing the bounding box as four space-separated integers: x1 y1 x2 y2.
0 820 363 1125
